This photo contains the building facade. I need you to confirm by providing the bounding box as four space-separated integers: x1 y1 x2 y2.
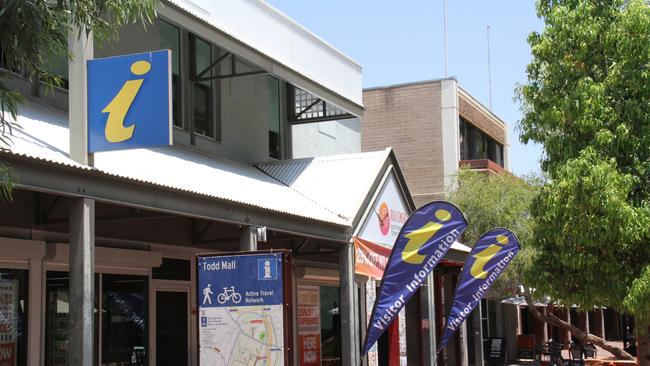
0 2 449 366
361 78 511 366
362 78 509 207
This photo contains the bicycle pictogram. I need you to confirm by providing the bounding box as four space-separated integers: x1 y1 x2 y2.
217 286 242 304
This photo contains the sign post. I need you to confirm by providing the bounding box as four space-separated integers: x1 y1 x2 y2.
197 251 292 366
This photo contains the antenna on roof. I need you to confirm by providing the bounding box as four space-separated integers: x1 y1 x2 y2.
487 24 493 110
443 0 449 77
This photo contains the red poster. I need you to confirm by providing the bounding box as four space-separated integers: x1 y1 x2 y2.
0 343 15 366
297 285 321 366
0 280 17 366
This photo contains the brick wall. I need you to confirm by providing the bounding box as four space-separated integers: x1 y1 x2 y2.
458 93 506 144
362 81 445 207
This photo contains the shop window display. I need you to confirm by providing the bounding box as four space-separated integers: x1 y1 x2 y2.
0 269 28 366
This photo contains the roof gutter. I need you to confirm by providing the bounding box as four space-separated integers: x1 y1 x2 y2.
2 153 351 243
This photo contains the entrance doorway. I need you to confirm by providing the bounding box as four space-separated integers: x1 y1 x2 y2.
153 288 189 366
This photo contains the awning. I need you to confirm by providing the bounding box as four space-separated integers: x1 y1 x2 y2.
2 100 404 241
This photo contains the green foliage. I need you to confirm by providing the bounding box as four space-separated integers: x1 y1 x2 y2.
525 149 650 310
624 266 650 329
446 168 541 297
0 162 13 202
518 0 650 200
0 0 156 199
518 0 650 327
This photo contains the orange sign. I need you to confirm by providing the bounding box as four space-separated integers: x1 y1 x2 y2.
354 237 391 280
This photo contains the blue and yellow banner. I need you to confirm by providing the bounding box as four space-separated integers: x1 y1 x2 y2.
361 201 468 356
437 228 520 353
87 50 172 152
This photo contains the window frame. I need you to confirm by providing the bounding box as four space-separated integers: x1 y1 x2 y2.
459 116 504 167
158 18 183 129
188 33 222 142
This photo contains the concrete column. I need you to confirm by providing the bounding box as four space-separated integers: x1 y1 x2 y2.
422 273 437 366
470 303 485 366
68 24 95 366
239 225 257 251
68 27 93 165
27 258 44 366
460 318 469 366
340 243 360 366
598 309 606 339
69 198 95 366
440 78 460 189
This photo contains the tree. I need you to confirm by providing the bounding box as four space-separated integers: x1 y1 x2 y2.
518 0 650 363
446 168 539 298
448 167 637 359
0 0 156 199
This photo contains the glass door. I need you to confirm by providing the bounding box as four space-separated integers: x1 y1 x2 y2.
154 290 188 366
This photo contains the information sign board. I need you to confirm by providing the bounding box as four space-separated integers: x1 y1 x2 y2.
198 252 288 366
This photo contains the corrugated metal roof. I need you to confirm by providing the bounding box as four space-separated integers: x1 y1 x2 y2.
255 150 390 225
3 100 395 226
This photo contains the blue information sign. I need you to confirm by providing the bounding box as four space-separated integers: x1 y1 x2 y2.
197 253 287 365
87 49 172 152
198 253 283 308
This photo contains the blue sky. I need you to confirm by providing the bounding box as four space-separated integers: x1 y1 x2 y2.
268 1 544 176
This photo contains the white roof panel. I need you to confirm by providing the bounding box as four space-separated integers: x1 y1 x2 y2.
5 100 359 225
256 150 391 225
168 0 363 108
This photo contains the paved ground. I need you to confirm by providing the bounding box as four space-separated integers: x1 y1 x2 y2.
508 341 632 366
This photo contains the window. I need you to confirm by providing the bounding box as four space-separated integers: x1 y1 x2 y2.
320 286 341 364
45 272 99 366
268 76 281 159
190 34 220 140
43 50 69 90
0 269 28 366
102 274 148 366
159 20 181 128
287 84 353 124
459 117 504 167
44 272 148 366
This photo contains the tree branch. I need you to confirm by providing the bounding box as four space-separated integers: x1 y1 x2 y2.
523 291 635 360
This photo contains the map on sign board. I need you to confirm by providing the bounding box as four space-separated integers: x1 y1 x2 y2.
198 253 285 366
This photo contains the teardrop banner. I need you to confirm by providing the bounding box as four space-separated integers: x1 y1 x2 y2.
437 228 520 353
361 201 468 356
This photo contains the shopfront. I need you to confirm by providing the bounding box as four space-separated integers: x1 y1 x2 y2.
0 234 201 366
0 122 418 366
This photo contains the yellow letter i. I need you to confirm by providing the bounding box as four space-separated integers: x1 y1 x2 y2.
102 60 151 143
